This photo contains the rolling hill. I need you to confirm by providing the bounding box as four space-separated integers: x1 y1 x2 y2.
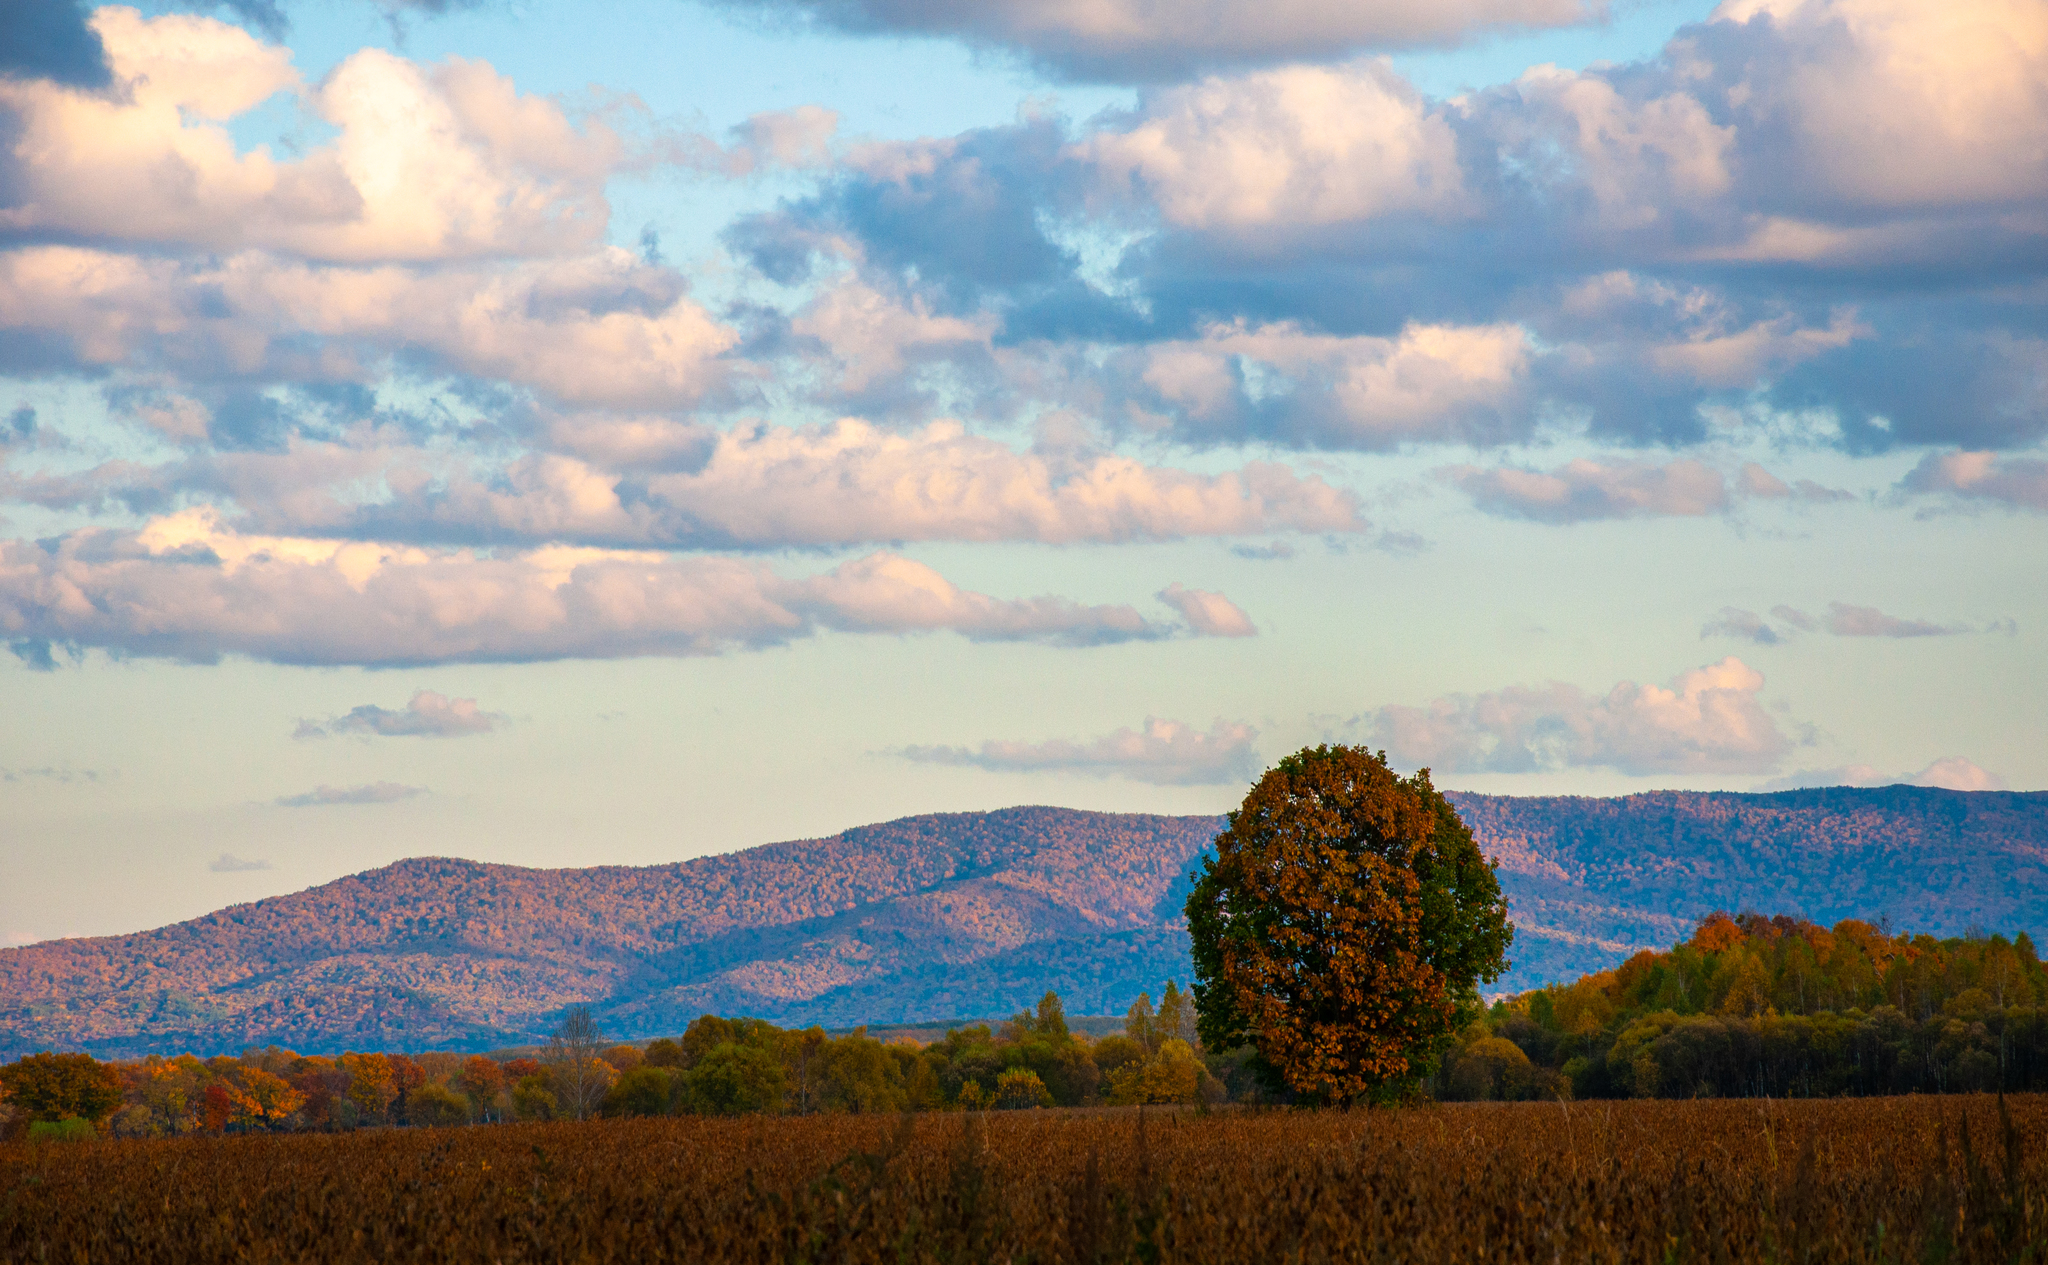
3 787 2044 1057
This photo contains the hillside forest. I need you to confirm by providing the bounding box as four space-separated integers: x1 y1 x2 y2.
4 911 2048 1137
8 789 2046 1060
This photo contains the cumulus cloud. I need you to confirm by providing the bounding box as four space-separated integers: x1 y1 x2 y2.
1900 451 2048 512
710 0 1604 80
0 10 619 262
10 417 1363 549
724 0 2048 452
208 852 272 871
0 246 737 410
1116 320 1531 448
1756 757 2009 792
1441 459 1728 523
901 716 1258 784
639 419 1358 545
0 507 1183 666
1154 583 1256 637
1080 63 1467 227
1366 657 1793 775
295 690 505 738
275 782 426 807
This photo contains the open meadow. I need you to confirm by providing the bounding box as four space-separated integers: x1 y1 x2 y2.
2 1095 2040 1264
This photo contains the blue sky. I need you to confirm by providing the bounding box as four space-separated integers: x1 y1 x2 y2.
2 0 2043 945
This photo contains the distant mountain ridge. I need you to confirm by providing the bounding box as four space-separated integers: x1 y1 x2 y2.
4 788 2044 1057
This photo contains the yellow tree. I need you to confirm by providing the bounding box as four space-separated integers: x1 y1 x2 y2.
1186 745 1512 1104
228 1066 306 1129
339 1052 396 1124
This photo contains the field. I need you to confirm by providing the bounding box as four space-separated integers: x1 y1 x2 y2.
1 1096 2040 1263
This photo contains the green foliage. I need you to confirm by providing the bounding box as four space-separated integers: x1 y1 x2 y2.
1187 745 1512 1104
407 1082 471 1127
603 1067 675 1118
686 1042 788 1115
26 1116 96 1144
511 1075 557 1121
992 1068 1052 1109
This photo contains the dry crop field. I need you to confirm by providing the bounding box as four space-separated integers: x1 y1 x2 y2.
1 1096 2040 1263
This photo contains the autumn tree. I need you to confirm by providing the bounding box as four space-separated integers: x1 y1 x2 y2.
457 1056 507 1121
1186 745 1512 1104
339 1052 396 1124
0 1052 124 1126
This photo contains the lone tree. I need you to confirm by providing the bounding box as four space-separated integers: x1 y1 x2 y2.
544 1006 610 1120
1185 745 1512 1104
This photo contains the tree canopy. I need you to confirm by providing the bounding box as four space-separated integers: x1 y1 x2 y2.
1186 745 1512 1104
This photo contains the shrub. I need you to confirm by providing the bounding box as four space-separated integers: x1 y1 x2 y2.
408 1083 472 1128
992 1068 1051 1109
27 1117 96 1144
603 1067 674 1118
512 1076 557 1122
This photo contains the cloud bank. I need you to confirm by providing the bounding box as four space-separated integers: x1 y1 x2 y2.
0 508 1244 666
1367 657 1793 775
901 716 1258 784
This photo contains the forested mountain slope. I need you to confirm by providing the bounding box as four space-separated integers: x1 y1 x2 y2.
4 789 2043 1057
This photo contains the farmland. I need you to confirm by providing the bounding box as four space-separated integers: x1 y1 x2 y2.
3 1095 2040 1263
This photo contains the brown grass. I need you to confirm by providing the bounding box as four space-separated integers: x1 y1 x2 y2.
1 1095 2041 1263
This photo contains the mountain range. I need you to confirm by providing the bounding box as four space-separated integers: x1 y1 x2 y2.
4 786 2044 1057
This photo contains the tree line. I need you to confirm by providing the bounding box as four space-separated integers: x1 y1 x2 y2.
0 985 1228 1139
1437 911 2048 1101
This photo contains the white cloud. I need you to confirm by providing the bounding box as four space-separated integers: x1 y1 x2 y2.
18 418 1364 549
1756 756 2009 792
275 782 426 807
295 690 506 738
1081 62 1467 229
1493 64 1735 230
0 10 622 263
1900 450 2048 511
790 274 997 394
1367 656 1793 775
1125 320 1529 447
901 716 1258 785
0 507 1178 666
0 246 737 408
1701 0 2048 213
1441 458 1727 522
637 418 1362 545
1154 582 1256 637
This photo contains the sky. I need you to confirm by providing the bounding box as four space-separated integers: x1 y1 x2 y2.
1 0 2044 946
